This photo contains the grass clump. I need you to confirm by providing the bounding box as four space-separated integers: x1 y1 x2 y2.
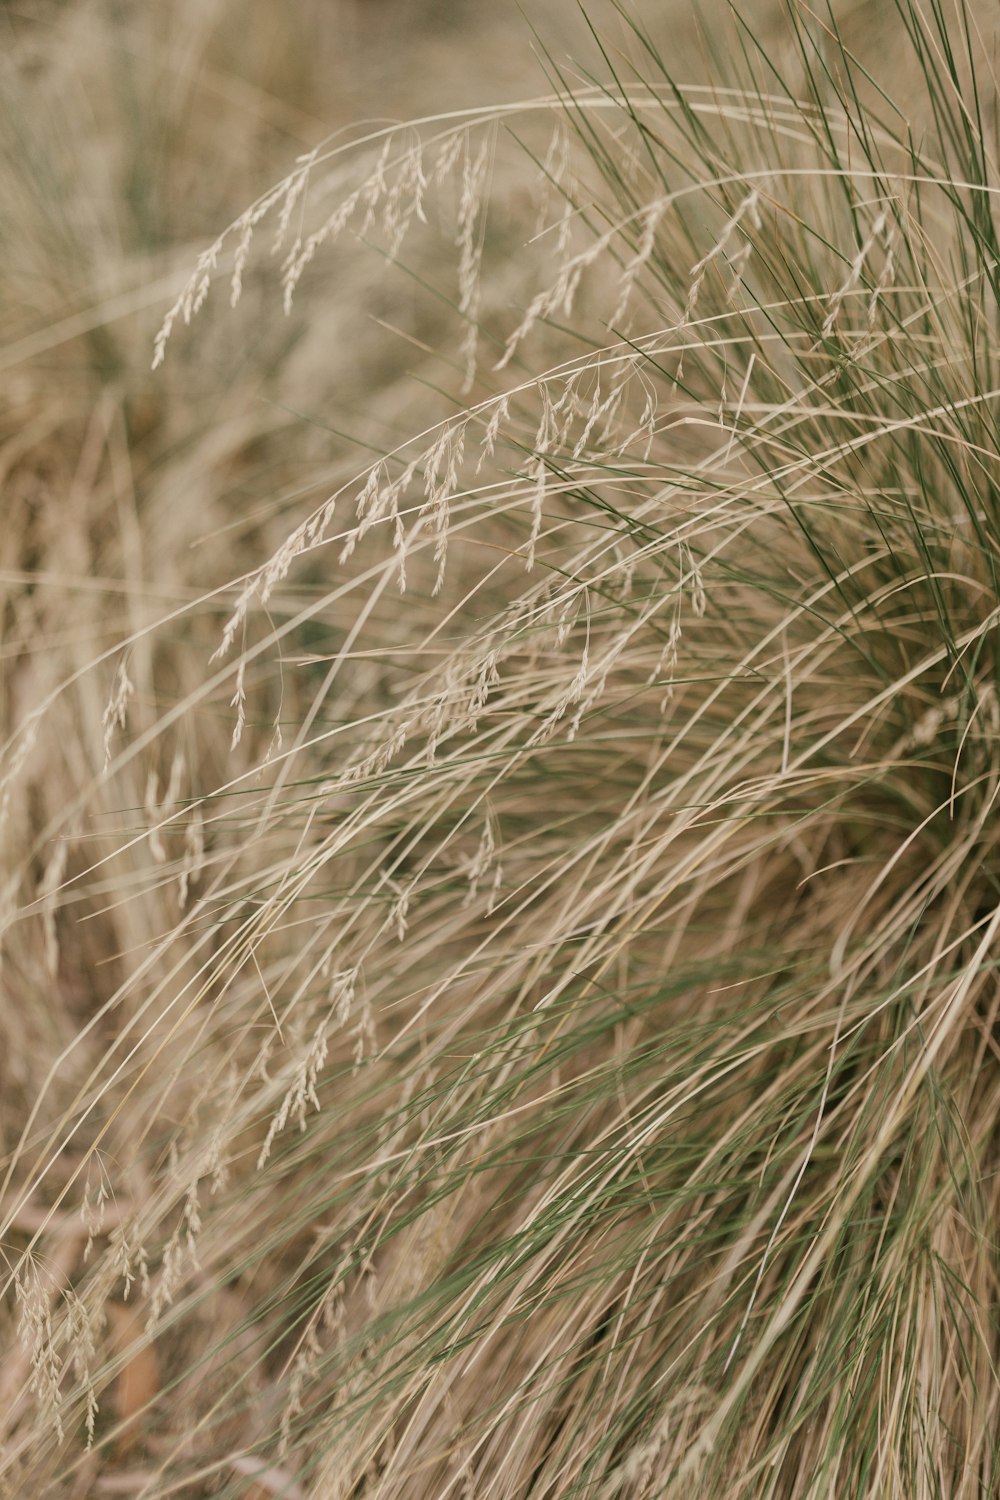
2 1 1000 1496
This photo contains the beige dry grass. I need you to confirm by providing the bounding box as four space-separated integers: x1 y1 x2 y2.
3 1 1000 1496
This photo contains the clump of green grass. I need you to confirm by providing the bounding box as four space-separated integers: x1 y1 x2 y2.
3 1 1000 1496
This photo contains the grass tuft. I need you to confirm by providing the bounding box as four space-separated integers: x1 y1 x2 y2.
3 1 1000 1495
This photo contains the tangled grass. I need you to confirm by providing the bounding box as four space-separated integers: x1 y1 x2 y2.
3 1 1000 1495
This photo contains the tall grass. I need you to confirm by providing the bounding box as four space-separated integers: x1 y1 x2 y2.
3 1 1000 1495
